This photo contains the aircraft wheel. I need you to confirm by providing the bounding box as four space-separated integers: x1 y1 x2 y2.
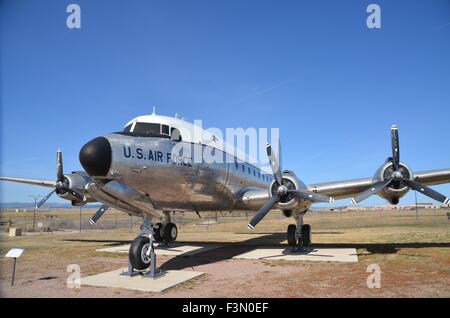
129 236 151 270
301 224 312 247
287 224 297 246
152 223 163 242
163 223 178 243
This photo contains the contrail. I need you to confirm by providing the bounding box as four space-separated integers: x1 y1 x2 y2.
234 73 307 105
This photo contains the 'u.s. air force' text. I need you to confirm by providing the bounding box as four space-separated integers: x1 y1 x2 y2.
122 146 192 167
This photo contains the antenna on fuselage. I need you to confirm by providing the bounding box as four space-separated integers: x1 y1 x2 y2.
152 106 156 115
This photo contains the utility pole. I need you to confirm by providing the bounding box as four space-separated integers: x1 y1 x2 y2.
28 195 42 232
415 191 419 222
79 206 82 233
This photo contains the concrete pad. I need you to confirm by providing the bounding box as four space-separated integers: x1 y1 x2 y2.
234 247 358 263
81 268 204 292
96 243 221 256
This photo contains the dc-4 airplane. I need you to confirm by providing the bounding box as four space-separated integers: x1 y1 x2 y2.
1 112 449 271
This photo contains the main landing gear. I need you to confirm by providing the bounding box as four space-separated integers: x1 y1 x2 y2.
287 213 312 248
151 222 178 244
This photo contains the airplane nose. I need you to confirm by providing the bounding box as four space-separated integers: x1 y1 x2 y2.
79 137 112 177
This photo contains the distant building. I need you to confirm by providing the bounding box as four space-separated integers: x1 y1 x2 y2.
373 203 439 210
400 203 439 210
331 206 368 212
372 205 397 210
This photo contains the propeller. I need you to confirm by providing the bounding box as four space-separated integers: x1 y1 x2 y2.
36 149 86 208
350 178 394 205
351 125 449 205
36 189 56 209
89 205 109 224
248 143 334 229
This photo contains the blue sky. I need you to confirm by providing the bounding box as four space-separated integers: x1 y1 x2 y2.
1 0 449 206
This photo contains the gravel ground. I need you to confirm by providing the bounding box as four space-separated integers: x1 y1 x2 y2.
1 211 449 297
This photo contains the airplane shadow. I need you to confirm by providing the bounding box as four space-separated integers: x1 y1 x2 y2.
64 239 131 247
160 239 450 271
63 235 450 271
160 233 286 271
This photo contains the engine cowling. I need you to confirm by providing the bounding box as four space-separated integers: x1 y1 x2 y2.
269 171 310 211
56 173 91 204
373 160 413 204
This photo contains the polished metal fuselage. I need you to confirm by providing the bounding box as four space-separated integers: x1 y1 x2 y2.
104 134 267 210
91 133 311 218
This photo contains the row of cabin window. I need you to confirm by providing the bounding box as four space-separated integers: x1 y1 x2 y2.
234 161 272 183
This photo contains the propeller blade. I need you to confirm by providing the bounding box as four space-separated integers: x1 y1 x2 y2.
351 178 394 204
289 190 334 203
59 185 86 202
402 179 449 204
248 194 279 229
266 143 283 185
57 148 64 182
36 189 56 209
391 125 400 171
89 205 109 224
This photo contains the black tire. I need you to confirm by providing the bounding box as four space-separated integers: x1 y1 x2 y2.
163 223 178 243
152 223 163 242
129 236 151 270
287 224 297 246
301 224 312 247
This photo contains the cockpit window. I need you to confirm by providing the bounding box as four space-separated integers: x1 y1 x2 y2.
133 123 161 135
123 124 132 132
161 124 169 135
115 122 171 138
171 127 182 142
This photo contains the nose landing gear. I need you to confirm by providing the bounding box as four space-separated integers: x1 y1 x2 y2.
126 230 163 279
129 236 152 271
125 215 178 278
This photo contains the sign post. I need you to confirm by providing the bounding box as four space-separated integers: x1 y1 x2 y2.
12 258 17 286
5 248 25 286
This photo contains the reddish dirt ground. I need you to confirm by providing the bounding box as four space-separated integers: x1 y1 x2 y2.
1 229 449 298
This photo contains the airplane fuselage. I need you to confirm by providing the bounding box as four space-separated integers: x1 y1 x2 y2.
95 133 310 215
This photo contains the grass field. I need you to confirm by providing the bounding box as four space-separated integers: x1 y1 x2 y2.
0 208 449 297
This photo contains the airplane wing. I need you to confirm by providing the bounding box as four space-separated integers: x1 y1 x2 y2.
412 169 450 186
307 177 373 200
0 177 56 188
308 168 450 200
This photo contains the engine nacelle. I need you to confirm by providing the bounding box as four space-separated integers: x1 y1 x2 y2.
269 170 310 211
56 172 91 202
71 200 87 207
373 161 413 204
